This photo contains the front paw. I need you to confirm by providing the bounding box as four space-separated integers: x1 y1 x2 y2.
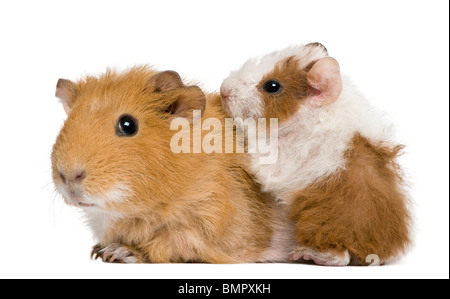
290 246 350 266
91 243 139 263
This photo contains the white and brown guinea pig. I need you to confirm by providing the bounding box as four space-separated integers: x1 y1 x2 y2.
51 66 294 263
220 43 412 266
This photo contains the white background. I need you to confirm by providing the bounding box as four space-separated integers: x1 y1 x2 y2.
0 0 448 279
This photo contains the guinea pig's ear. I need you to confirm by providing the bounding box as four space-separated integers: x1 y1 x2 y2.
150 70 185 92
150 70 206 118
305 42 329 55
169 85 206 118
55 79 77 115
306 57 342 107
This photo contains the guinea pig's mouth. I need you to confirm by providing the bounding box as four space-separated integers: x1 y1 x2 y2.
77 202 95 208
67 191 96 208
72 195 95 207
56 183 129 210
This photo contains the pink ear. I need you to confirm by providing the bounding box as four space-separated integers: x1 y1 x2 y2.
306 57 342 107
55 79 77 115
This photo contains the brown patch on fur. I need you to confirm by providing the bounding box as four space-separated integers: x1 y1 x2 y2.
258 57 309 124
288 134 411 265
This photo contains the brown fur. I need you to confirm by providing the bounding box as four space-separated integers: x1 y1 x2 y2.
51 66 281 263
288 134 411 265
258 57 309 124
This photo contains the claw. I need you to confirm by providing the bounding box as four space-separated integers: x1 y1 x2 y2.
90 243 139 263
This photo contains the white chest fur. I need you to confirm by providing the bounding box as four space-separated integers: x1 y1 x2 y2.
83 209 122 243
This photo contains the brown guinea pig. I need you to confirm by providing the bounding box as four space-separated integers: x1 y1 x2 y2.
220 43 412 266
51 66 294 263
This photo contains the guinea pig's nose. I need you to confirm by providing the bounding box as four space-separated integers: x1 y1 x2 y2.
221 90 230 102
60 169 86 184
73 170 86 183
220 85 231 102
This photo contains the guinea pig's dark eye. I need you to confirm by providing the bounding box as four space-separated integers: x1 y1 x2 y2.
116 115 138 137
263 80 282 94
